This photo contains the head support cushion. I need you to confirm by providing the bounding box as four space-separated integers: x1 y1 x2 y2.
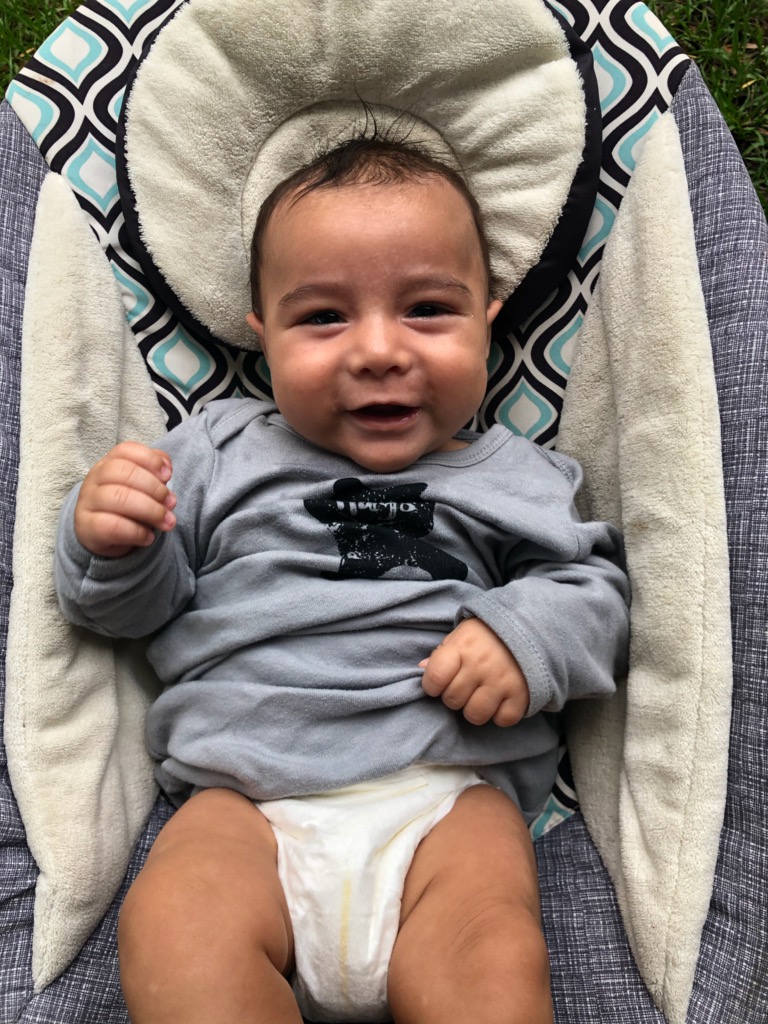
118 0 589 350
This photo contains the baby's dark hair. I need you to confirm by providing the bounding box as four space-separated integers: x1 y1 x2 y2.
249 130 492 314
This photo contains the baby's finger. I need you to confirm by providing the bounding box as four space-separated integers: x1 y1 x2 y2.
90 458 175 510
461 686 503 727
100 442 173 483
86 510 159 551
436 669 480 712
421 642 462 696
87 483 176 532
492 698 524 728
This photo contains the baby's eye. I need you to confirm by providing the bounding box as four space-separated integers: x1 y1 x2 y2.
302 310 343 326
407 303 450 319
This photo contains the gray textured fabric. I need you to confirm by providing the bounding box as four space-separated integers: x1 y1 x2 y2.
679 65 768 1024
537 815 665 1021
536 62 768 1024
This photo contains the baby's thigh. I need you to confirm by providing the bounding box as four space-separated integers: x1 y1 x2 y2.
389 785 552 1024
119 788 294 975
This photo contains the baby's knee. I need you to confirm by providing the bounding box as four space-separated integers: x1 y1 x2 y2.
118 848 299 1024
118 853 232 970
456 900 550 991
447 910 553 1024
391 900 552 1024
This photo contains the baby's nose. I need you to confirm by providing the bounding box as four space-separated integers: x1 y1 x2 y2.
348 322 413 376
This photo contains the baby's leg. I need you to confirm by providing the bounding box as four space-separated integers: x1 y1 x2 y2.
388 785 553 1024
118 788 301 1024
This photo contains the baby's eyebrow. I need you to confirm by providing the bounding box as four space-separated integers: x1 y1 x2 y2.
399 275 471 296
277 275 472 309
278 283 340 308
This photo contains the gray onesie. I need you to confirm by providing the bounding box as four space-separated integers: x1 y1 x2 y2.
55 398 630 819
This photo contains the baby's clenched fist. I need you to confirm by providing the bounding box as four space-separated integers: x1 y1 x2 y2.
74 441 176 558
420 618 529 727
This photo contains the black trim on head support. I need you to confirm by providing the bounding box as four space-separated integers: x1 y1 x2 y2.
492 2 602 335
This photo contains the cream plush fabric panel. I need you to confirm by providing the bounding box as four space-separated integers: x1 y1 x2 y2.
123 0 585 348
5 172 165 990
559 111 733 1024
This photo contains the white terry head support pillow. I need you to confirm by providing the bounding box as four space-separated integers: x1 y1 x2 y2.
120 0 586 350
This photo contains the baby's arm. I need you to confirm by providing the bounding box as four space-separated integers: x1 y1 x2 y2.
74 441 177 558
420 619 529 727
55 427 209 638
421 449 630 727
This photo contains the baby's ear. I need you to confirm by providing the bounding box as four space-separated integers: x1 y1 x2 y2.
246 311 266 353
246 311 264 335
485 299 503 352
486 298 503 326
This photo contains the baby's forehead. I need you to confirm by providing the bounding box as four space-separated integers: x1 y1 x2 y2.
265 175 478 246
254 173 492 299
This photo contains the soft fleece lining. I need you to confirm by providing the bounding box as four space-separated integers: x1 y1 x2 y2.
5 172 166 990
559 111 732 1024
121 0 586 349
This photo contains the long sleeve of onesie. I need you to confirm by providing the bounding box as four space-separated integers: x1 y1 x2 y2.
54 411 215 638
458 449 629 717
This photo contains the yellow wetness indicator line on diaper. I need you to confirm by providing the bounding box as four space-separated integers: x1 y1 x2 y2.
339 874 353 1007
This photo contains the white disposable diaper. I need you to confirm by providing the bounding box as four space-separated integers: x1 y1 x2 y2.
259 764 482 1023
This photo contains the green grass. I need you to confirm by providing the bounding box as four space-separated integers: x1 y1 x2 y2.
0 0 766 213
647 0 768 214
0 1 79 89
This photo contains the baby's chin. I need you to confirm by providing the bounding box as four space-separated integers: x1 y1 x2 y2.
332 437 470 474
278 410 471 473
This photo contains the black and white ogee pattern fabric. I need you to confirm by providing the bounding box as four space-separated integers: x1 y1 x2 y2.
8 0 688 439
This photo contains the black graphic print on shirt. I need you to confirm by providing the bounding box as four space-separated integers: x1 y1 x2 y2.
304 478 468 581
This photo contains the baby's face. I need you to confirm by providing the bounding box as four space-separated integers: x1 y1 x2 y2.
247 177 502 473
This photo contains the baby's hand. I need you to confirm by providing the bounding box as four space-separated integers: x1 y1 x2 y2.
420 618 529 727
74 441 176 558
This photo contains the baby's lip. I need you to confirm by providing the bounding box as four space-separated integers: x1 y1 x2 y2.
351 402 418 417
347 403 420 429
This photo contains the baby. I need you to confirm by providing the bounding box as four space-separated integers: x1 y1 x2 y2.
55 134 630 1024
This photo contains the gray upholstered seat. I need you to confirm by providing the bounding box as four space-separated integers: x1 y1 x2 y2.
0 7 765 1020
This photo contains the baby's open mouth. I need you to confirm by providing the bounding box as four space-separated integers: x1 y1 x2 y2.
354 404 416 418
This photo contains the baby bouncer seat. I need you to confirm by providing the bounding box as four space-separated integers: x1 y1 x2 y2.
0 0 766 1021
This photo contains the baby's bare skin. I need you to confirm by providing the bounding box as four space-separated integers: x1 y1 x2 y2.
421 617 530 726
118 787 553 1024
74 441 176 558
